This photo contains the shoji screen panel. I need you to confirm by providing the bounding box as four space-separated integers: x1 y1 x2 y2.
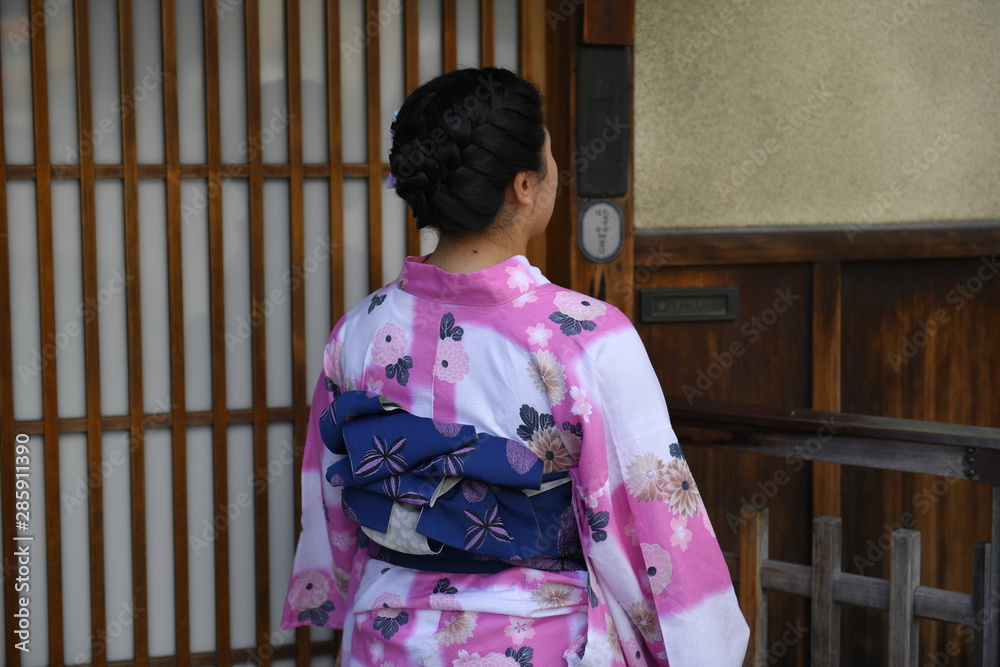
1 0 532 665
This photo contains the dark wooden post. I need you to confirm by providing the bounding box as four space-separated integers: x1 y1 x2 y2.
812 516 841 667
739 507 769 667
889 529 921 666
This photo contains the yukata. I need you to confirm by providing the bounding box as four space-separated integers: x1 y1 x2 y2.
280 253 750 666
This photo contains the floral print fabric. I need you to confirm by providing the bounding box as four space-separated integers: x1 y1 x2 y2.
281 254 749 665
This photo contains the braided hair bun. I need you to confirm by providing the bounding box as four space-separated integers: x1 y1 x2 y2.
388 67 547 236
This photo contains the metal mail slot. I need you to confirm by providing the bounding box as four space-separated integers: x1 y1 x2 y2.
640 287 739 323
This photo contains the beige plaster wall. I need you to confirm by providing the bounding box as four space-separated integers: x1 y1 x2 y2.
634 0 1000 228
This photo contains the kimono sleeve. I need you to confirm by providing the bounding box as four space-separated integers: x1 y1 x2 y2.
575 319 749 666
279 332 358 630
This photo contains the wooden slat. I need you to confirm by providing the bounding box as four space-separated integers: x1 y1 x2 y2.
403 0 421 257
738 507 768 667
365 0 383 290
812 261 842 517
160 0 190 664
634 222 1000 266
889 529 921 666
246 2 271 667
74 2 109 665
480 0 494 66
812 516 842 666
29 1 66 663
206 0 232 663
282 1 308 666
519 0 549 276
118 1 150 663
0 26 20 667
328 0 346 322
443 0 457 72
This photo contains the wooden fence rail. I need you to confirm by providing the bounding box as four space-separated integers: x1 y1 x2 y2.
668 398 1000 667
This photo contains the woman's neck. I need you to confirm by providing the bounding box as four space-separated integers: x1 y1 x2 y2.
422 225 528 273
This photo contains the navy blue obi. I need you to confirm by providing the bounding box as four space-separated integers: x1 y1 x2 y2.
319 390 583 572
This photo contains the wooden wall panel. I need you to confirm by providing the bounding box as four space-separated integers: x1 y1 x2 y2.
636 229 1000 666
635 263 814 666
839 257 998 666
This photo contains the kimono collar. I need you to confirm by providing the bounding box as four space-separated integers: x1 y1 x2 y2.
395 253 549 306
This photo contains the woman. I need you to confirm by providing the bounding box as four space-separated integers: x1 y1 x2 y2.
281 67 749 666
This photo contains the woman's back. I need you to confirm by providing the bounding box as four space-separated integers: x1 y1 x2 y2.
281 65 748 665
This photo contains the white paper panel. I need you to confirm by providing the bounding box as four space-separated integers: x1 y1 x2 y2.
343 178 369 311
60 433 92 666
418 0 443 81
494 0 519 72
177 0 207 164
303 178 333 399
134 0 166 165
9 181 43 421
260 0 289 164
181 179 213 412
47 0 79 165
227 424 256 649
222 178 252 410
144 427 176 657
90 0 123 164
219 0 249 164
456 0 481 68
1 0 35 164
379 0 405 162
186 426 217 653
300 0 328 164
263 179 293 408
139 179 172 412
95 180 129 416
51 180 86 419
267 422 296 643
102 430 135 662
341 0 367 162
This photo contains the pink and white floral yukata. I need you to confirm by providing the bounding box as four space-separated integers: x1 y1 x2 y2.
281 254 749 666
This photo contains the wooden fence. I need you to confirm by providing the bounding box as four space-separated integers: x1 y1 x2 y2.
671 399 1000 666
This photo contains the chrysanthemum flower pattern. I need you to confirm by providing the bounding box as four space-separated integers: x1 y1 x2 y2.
527 350 566 404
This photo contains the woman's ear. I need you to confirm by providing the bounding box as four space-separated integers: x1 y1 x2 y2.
510 170 534 208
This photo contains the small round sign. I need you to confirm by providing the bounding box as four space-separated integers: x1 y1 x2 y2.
578 200 624 263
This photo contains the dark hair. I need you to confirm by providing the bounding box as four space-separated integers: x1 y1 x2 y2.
388 67 547 236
